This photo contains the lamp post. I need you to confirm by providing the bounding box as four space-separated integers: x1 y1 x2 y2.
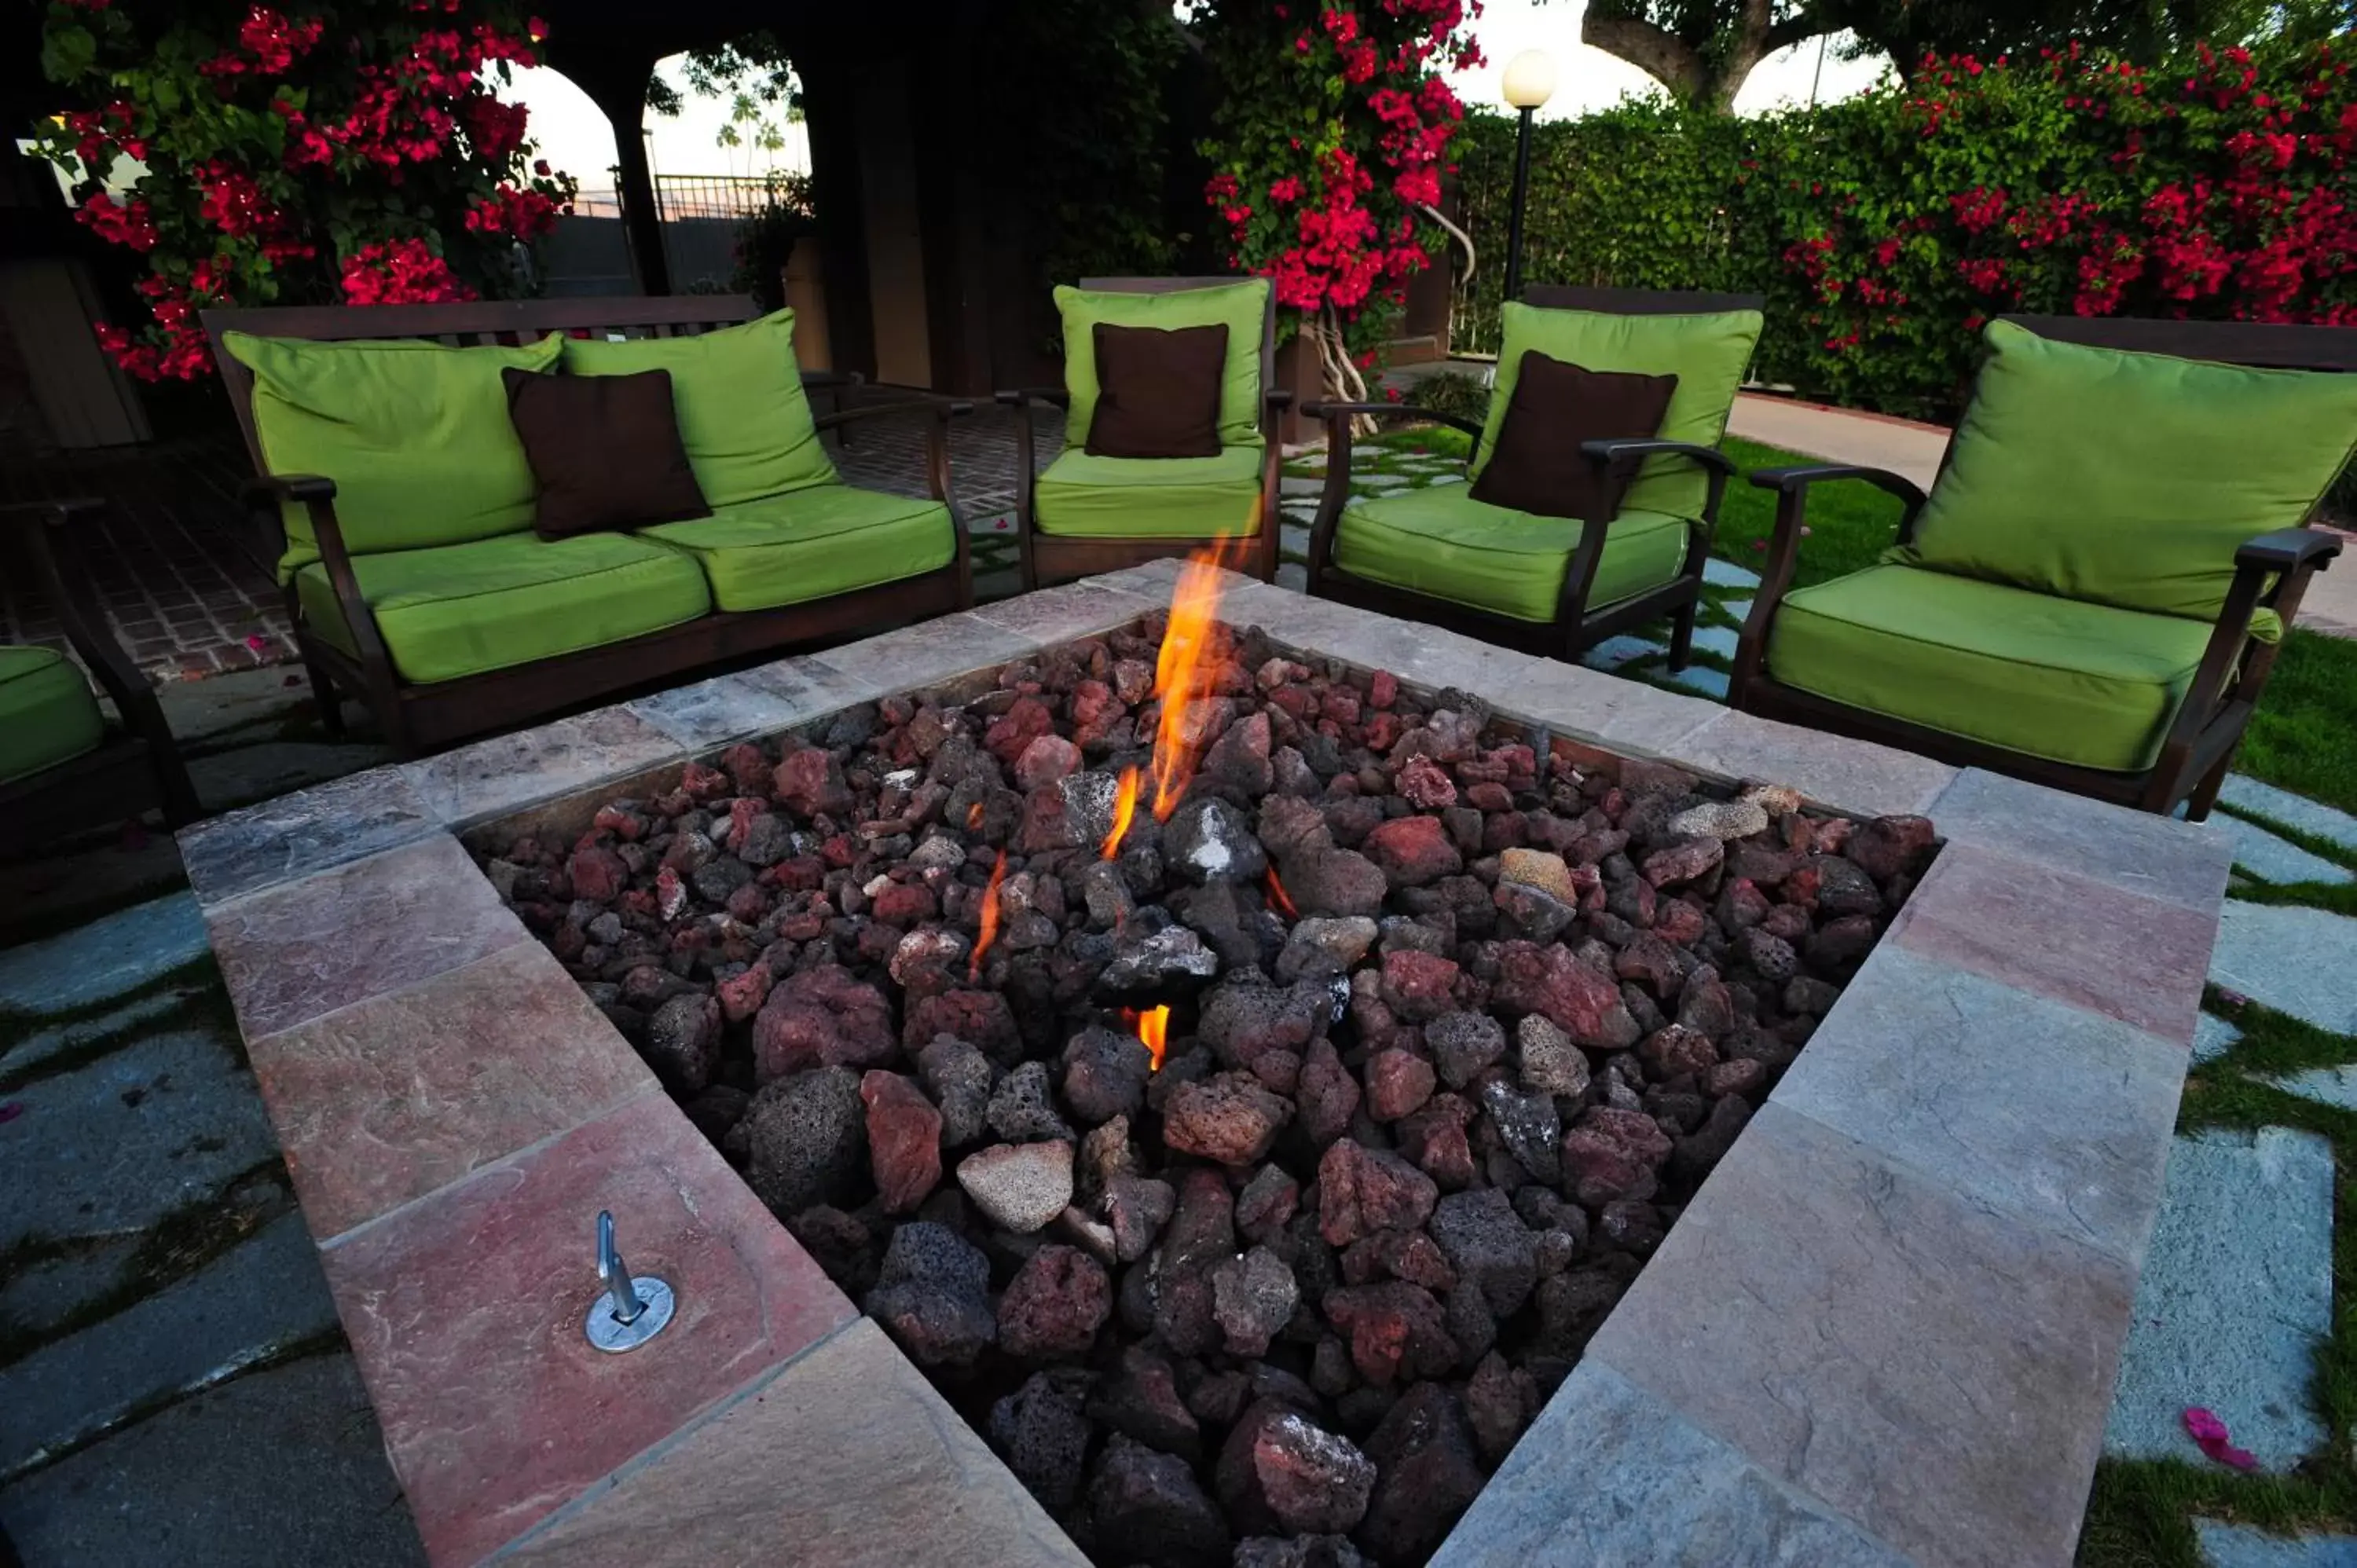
1500 49 1557 309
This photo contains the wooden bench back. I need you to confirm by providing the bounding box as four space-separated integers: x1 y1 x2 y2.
1998 314 2357 374
1519 285 1769 317
200 295 763 476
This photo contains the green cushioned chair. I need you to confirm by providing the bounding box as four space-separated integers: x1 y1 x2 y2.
1306 286 1763 665
206 296 972 755
0 501 197 856
1732 315 2357 819
999 277 1288 588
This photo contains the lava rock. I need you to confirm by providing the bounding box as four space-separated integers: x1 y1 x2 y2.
998 1243 1113 1360
1640 836 1725 888
1492 940 1640 1050
916 1035 993 1147
1233 1537 1370 1568
1426 1009 1507 1089
1317 1138 1439 1247
865 1221 995 1368
1164 1072 1294 1165
1252 1410 1377 1536
1476 1079 1562 1185
988 1059 1079 1143
1846 814 1937 880
1322 1281 1457 1387
1280 844 1388 919
956 1140 1075 1233
751 963 897 1080
1463 1350 1542 1467
1496 845 1579 904
1667 798 1771 841
1097 921 1222 995
643 992 720 1091
1358 1382 1486 1566
1516 1013 1591 1098
1166 796 1270 885
1236 1165 1301 1246
1212 1244 1301 1357
1363 1049 1437 1122
772 746 853 817
1275 916 1380 983
1559 1105 1673 1207
1012 733 1083 793
746 1067 867 1216
1061 1024 1155 1126
860 1070 943 1213
1428 1187 1539 1317
1296 1038 1363 1149
1100 1172 1177 1262
1363 814 1464 888
1088 1435 1232 1568
1089 1346 1203 1461
988 1368 1092 1510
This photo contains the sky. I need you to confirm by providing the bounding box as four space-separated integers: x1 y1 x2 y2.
503 0 1895 196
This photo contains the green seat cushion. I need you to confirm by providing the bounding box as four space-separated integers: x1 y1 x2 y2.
224 332 564 582
1766 563 2218 773
1472 301 1762 520
297 533 712 687
0 646 105 786
1034 445 1264 540
637 485 958 612
563 311 834 510
1334 487 1689 623
1055 282 1270 450
1897 320 2357 625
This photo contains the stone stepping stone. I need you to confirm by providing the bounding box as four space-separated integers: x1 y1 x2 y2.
2210 902 2357 1036
2195 1520 2357 1567
1714 596 1753 621
1424 473 1466 487
2216 813 2354 886
2220 776 2357 855
2263 1064 2357 1113
1279 476 1326 497
1689 625 1739 661
1579 636 1665 672
0 1352 421 1568
0 1236 141 1348
1 1028 278 1253
2102 1126 2333 1474
0 892 209 1017
0 984 203 1080
1661 665 1731 702
1358 474 1413 493
0 1208 341 1481
2194 1013 2244 1064
1703 558 1762 589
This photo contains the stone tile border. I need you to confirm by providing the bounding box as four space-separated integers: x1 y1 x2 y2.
182 565 2228 1566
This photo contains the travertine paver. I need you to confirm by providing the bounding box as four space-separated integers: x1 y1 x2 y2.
2195 1520 2357 1567
2103 1127 2334 1474
0 892 208 1013
0 983 201 1078
493 1321 1085 1567
2264 1064 2357 1113
2194 1013 2245 1064
624 666 842 752
968 579 1161 644
0 1211 338 1479
1673 708 1957 819
1928 768 2234 912
2216 811 2355 886
2220 775 2357 853
2210 901 2357 1035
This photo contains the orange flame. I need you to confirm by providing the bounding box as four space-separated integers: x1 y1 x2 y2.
1265 868 1299 921
969 851 1008 981
1149 542 1244 821
1102 767 1142 861
1123 1005 1171 1072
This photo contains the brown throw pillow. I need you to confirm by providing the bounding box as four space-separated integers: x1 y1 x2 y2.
1085 323 1229 460
503 367 710 537
1469 353 1681 522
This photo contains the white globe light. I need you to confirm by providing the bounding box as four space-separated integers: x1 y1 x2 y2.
1501 49 1558 112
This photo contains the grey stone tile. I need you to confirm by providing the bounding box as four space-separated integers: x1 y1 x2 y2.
1673 709 1957 818
1926 769 2234 912
2216 811 2354 885
1772 945 2185 1269
0 1237 138 1346
625 670 836 751
1 1028 277 1254
2195 1520 2357 1568
968 581 1160 646
2209 901 2357 1035
0 1353 425 1568
0 892 210 1015
1259 604 1546 701
1279 475 1325 497
401 706 683 829
1434 1360 1908 1567
1690 623 1740 661
1086 558 1189 596
1577 635 1662 672
1661 664 1731 701
1490 661 1721 757
0 1211 339 1478
178 766 439 908
1589 1103 2135 1568
2194 1013 2245 1064
1705 557 1764 588
2265 1063 2357 1112
2103 1127 2333 1473
2220 775 2357 855
801 613 1036 700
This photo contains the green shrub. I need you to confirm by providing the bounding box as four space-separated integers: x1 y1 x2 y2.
729 172 817 314
1408 368 1492 425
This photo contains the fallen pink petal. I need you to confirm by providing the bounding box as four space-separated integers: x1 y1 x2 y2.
0 1103 24 1126
244 633 270 653
2183 1407 2227 1442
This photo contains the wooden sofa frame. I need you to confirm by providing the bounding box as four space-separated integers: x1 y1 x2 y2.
201 295 973 757
997 277 1291 590
1729 313 2353 820
0 500 199 857
1303 286 1765 666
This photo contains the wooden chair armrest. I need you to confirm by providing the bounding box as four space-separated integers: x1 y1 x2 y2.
812 397 972 433
243 473 339 506
1301 401 1486 441
2239 526 2342 573
1581 438 1737 478
994 387 1072 409
1730 467 1930 706
1748 463 1928 511
1265 388 1296 410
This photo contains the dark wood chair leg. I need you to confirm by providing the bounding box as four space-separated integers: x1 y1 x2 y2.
306 654 346 738
2183 748 2235 822
1666 597 1698 672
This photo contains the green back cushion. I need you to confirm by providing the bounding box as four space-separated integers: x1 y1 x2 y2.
1056 281 1270 450
562 310 834 509
1472 302 1763 519
1899 320 2357 622
227 331 563 579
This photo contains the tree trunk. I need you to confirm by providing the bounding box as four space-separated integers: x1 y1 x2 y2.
569 57 670 297
1578 13 1708 102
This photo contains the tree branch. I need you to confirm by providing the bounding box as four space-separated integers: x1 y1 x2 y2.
1578 13 1707 101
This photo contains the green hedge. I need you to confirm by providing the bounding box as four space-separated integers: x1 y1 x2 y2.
1453 36 2357 426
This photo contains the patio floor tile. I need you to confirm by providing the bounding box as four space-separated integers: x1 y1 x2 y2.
247 943 659 1240
1890 843 2214 1045
802 613 1038 702
969 580 1160 645
1923 768 2234 912
319 1092 855 1566
1670 709 1956 818
1589 1103 2135 1568
491 1320 1084 1566
402 707 684 829
180 765 440 907
1490 660 1721 757
206 836 531 1041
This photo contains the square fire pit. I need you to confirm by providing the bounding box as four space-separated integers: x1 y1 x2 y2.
182 562 2227 1568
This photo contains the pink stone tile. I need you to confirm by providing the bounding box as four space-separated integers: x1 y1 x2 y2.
1890 843 2215 1045
1589 1104 2135 1568
207 835 530 1040
492 1321 1087 1567
321 1093 855 1566
248 943 660 1240
1671 709 1958 818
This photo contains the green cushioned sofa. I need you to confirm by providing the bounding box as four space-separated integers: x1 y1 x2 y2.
1731 314 2357 819
202 295 971 756
1305 286 1764 665
0 500 197 856
997 277 1290 589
